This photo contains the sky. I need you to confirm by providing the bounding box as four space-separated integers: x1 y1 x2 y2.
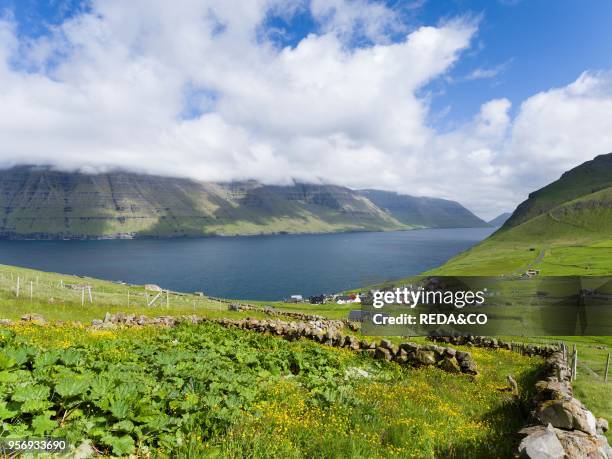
0 0 612 219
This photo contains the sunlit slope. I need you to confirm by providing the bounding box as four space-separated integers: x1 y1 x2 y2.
501 152 612 230
430 186 612 276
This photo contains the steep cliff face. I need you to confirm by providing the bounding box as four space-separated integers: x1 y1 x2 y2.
0 167 489 239
358 190 490 228
0 167 405 239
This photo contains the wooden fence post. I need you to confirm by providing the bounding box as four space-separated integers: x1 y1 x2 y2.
572 345 577 381
16 276 20 298
605 353 610 383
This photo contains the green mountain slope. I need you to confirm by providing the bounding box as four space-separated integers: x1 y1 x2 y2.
488 212 511 227
0 167 406 239
358 189 489 228
432 155 612 275
502 152 612 230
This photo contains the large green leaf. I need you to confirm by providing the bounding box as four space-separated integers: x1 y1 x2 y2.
0 401 17 420
12 384 50 402
0 370 18 383
20 399 54 413
55 377 90 398
34 351 60 369
0 353 16 370
101 434 135 456
31 414 57 435
110 399 130 420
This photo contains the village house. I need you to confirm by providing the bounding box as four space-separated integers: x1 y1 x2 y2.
336 293 361 304
524 269 540 278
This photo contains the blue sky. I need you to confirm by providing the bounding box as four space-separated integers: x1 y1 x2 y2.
6 0 612 128
0 0 611 218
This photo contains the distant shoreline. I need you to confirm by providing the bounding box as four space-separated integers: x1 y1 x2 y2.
0 225 499 242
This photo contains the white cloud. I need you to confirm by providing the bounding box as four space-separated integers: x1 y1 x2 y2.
506 71 612 187
0 1 610 220
465 61 509 80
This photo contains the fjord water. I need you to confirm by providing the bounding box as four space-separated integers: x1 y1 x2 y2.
0 228 494 300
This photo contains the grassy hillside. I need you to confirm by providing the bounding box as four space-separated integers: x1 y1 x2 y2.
359 189 490 228
2 322 541 458
420 157 612 431
502 152 612 230
0 155 609 456
0 263 547 457
430 186 612 276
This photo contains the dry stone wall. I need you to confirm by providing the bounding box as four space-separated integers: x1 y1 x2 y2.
87 312 479 375
428 335 559 357
429 335 610 458
518 350 611 458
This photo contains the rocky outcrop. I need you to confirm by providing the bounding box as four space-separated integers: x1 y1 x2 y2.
225 302 362 331
20 313 46 324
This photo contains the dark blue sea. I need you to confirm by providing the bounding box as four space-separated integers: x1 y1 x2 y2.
0 228 494 300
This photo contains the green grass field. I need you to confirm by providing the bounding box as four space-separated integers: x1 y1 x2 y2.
0 262 556 457
2 322 542 458
1 169 611 455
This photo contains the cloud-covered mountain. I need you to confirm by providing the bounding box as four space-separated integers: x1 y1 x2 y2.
1 2 611 219
358 190 488 228
0 167 488 239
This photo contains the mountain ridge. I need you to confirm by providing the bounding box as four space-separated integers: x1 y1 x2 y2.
429 153 612 276
358 189 489 229
0 166 486 239
501 152 612 231
488 212 511 227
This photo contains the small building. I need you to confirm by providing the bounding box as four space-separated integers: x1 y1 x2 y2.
336 294 361 304
309 295 325 304
289 294 303 303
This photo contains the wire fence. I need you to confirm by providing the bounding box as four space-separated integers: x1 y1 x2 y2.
512 335 610 383
0 271 227 313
